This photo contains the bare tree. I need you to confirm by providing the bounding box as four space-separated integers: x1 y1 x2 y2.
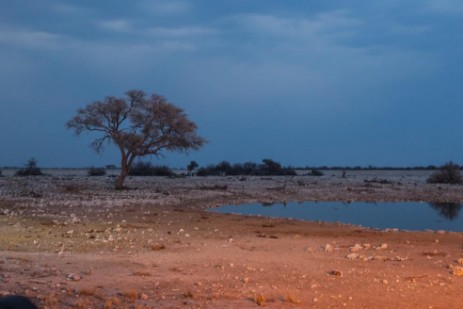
67 90 206 189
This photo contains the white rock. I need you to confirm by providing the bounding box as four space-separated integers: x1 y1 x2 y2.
350 244 363 253
346 253 359 260
324 244 334 253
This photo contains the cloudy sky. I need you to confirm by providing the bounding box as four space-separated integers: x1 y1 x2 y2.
1 0 462 168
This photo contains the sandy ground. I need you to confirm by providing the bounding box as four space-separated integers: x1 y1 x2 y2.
1 172 463 308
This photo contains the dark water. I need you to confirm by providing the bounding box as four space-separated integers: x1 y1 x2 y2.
210 201 463 232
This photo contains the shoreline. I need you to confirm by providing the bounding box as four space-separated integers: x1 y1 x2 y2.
1 173 463 308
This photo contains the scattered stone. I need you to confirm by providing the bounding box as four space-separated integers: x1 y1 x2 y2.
346 253 359 260
350 244 363 253
66 274 81 281
328 270 342 277
140 293 149 300
457 258 463 266
324 244 334 253
450 265 463 277
380 243 388 250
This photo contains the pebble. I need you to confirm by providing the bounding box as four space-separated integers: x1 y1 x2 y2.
324 244 334 253
350 244 363 253
67 274 81 281
457 258 463 266
346 253 359 260
328 270 342 277
380 243 388 250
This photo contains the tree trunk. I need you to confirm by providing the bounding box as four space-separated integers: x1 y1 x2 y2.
115 153 136 190
115 166 128 190
116 156 130 190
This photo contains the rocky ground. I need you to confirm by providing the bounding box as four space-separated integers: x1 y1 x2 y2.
0 172 463 308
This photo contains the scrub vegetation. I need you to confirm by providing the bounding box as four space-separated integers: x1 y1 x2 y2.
15 158 43 176
196 159 296 176
129 161 174 176
427 162 462 184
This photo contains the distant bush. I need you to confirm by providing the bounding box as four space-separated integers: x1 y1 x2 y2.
187 160 199 175
196 164 221 177
196 159 296 177
15 158 43 176
87 167 106 176
427 162 462 184
308 169 324 176
129 161 175 176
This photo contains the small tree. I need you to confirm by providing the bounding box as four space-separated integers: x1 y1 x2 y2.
16 158 43 176
427 161 462 184
217 161 232 176
187 160 199 175
67 90 205 189
87 167 106 176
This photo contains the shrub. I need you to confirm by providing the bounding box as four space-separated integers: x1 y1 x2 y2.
87 167 106 176
15 158 43 176
427 162 462 184
196 160 296 176
187 160 199 175
196 165 221 177
309 169 324 176
129 161 174 176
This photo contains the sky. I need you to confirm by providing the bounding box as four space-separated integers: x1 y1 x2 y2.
1 0 463 168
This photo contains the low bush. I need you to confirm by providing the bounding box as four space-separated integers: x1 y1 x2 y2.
87 167 106 176
309 169 324 176
427 162 462 184
196 159 296 176
196 165 221 176
15 158 43 176
129 161 175 176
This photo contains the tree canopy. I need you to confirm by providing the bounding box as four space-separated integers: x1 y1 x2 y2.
67 90 205 189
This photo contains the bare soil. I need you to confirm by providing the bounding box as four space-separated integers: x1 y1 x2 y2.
1 173 463 308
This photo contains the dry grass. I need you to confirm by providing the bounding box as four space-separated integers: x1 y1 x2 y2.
132 270 151 277
103 297 122 309
183 291 194 299
123 290 138 302
43 292 58 308
253 294 266 306
149 243 166 251
74 298 91 308
78 288 96 296
284 292 301 304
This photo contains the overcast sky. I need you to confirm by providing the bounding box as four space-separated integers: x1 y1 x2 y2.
1 0 463 168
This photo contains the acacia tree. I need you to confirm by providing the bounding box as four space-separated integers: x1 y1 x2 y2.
67 90 205 189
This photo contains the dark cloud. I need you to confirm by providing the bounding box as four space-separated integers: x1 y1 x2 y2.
1 1 462 167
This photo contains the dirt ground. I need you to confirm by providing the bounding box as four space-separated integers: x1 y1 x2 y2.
1 172 463 308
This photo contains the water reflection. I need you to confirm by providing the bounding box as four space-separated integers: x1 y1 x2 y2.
428 202 462 221
213 201 463 231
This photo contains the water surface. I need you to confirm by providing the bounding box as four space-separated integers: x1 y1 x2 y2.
211 201 463 232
